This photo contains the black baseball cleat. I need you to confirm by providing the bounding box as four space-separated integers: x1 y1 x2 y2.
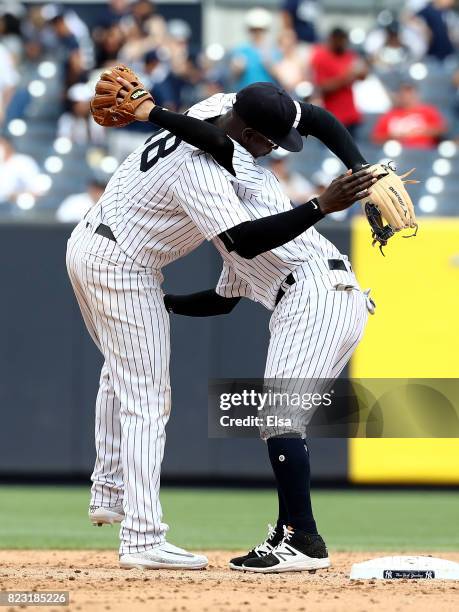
229 523 284 571
241 527 331 573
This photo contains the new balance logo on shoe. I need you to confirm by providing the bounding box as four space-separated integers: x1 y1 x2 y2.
275 546 298 562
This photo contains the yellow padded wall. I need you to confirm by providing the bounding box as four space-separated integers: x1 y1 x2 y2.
349 217 459 484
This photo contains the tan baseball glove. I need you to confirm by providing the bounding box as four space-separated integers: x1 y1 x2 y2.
361 162 419 254
90 65 154 128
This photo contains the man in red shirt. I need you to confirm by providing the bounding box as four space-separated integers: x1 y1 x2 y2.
372 81 447 148
311 28 368 136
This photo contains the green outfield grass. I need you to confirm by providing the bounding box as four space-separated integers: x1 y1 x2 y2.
0 487 457 551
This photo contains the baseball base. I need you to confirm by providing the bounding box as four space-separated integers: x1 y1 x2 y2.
350 555 459 580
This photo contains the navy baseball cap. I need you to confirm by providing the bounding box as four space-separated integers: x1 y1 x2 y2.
233 82 303 152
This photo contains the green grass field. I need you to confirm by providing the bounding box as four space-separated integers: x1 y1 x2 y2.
0 487 457 551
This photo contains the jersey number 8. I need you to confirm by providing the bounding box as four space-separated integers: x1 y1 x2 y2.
140 129 182 172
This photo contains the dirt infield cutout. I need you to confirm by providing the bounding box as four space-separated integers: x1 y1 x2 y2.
0 551 458 612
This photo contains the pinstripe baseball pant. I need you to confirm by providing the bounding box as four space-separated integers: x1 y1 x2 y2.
66 220 170 554
261 265 369 438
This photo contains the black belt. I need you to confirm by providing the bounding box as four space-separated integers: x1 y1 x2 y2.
275 259 349 307
93 223 116 242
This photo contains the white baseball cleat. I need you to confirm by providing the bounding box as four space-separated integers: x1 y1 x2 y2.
119 542 208 570
89 504 124 527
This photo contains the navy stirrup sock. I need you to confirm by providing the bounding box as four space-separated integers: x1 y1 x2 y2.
267 436 318 535
276 487 288 532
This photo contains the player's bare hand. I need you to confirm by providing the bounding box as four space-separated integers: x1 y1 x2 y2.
116 76 155 121
317 169 377 215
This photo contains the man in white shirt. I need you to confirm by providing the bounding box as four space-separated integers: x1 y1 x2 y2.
0 136 40 205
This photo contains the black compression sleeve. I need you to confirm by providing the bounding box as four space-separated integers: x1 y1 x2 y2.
149 106 235 175
298 103 368 171
164 290 241 317
219 199 324 259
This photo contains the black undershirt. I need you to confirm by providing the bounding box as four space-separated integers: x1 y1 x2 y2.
296 103 367 171
149 106 237 175
148 103 367 175
164 291 240 316
218 200 324 259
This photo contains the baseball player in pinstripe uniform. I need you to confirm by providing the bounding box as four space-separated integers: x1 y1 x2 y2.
67 74 375 570
135 84 376 573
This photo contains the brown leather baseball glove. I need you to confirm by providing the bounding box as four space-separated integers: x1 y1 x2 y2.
360 162 419 254
90 65 154 128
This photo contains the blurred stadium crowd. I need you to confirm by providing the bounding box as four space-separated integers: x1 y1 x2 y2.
1 0 459 221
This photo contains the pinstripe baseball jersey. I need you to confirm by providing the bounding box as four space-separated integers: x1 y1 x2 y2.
88 108 250 270
187 94 352 310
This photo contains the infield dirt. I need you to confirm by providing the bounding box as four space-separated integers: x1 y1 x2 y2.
1 551 458 612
